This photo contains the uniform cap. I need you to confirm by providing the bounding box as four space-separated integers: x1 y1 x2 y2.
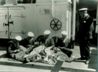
61 31 67 35
15 36 22 41
44 30 51 35
79 8 88 11
27 32 35 37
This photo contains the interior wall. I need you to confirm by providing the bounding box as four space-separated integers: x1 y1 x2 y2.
96 2 98 33
21 2 72 38
0 0 72 39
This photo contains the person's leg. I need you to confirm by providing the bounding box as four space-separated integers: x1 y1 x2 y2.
60 47 72 57
79 43 85 59
84 39 90 60
78 39 86 60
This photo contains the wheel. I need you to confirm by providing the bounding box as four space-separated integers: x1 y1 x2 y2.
50 18 62 31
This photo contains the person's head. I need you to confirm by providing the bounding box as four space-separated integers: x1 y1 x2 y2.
61 31 67 39
43 30 51 37
27 32 35 39
79 8 89 18
15 35 22 46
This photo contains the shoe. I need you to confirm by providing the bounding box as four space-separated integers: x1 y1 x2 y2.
22 58 28 64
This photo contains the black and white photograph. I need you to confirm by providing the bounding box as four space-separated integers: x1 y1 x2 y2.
0 0 97 72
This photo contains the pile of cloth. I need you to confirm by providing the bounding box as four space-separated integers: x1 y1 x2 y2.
24 45 69 65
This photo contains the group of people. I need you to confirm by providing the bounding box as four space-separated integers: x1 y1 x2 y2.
7 30 72 64
6 7 93 64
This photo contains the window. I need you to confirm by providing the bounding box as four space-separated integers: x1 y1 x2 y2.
17 0 36 4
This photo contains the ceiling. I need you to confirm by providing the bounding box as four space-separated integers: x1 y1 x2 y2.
77 0 97 10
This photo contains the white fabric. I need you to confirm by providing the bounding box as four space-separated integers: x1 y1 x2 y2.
29 45 45 55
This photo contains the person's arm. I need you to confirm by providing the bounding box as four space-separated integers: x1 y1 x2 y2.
63 37 70 47
25 45 35 54
89 22 94 39
45 37 55 47
8 46 13 54
8 46 19 54
89 18 94 39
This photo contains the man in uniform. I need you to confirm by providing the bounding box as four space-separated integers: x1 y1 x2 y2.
76 8 93 63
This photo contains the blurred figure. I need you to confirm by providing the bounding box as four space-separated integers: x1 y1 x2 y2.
22 30 52 63
76 8 93 62
56 31 69 47
7 36 27 62
42 31 72 62
20 32 36 54
34 30 51 46
20 32 35 48
51 31 72 58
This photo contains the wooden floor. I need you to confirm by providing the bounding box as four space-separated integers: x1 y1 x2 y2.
0 46 96 72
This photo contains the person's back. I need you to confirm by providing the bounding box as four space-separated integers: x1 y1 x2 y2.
51 35 72 58
34 30 51 46
51 36 65 47
20 37 35 47
20 32 35 48
34 35 46 45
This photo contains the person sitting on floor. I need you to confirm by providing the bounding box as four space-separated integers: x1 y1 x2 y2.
59 31 72 58
20 32 35 48
49 31 72 61
34 30 51 46
7 36 28 62
20 32 35 54
22 30 52 63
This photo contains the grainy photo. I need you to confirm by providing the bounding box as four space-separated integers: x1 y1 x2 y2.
0 0 97 72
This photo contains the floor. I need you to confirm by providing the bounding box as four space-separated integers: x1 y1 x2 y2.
0 46 97 72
